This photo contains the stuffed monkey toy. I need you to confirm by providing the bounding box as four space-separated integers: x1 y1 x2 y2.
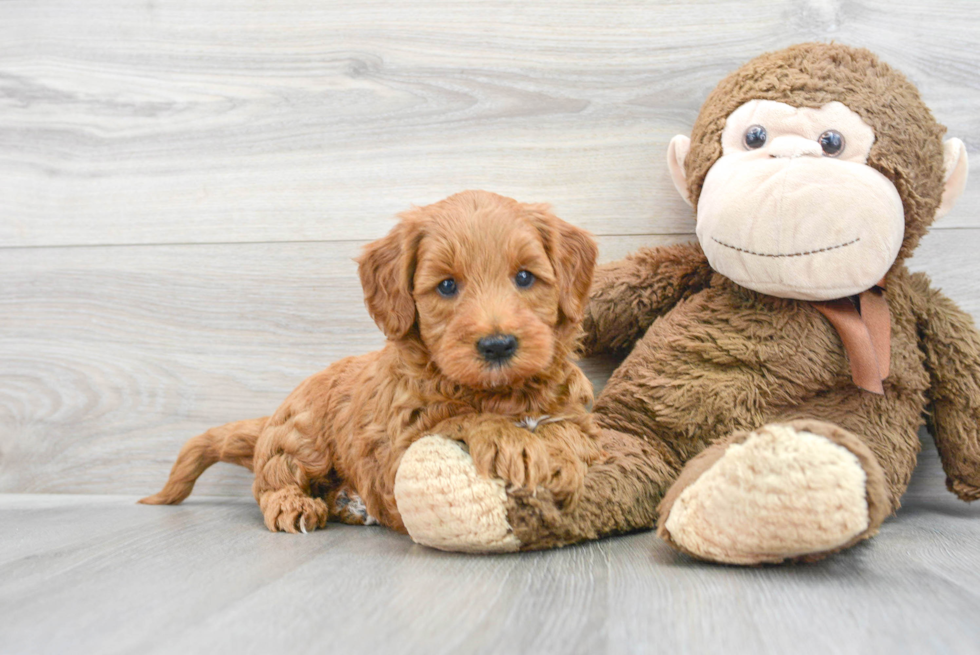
393 43 978 564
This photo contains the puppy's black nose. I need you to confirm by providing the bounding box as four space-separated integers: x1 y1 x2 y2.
477 334 518 363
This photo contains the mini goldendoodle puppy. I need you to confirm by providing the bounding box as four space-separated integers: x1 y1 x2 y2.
141 190 601 534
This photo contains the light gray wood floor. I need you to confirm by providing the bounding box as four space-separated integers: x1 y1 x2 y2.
4 1 980 653
2 435 979 655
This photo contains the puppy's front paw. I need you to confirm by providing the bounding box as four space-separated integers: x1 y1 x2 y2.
465 425 551 492
259 488 329 534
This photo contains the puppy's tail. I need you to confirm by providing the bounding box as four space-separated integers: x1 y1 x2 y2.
138 417 267 505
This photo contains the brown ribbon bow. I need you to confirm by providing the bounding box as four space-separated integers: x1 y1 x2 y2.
812 279 890 395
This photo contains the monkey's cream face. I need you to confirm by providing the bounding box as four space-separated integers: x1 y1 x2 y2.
695 100 905 301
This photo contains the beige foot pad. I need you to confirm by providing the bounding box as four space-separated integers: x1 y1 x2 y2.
394 435 520 553
661 424 870 564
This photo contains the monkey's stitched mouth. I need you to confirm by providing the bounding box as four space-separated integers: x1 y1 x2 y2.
711 237 861 258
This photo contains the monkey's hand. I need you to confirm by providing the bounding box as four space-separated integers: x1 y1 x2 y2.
912 273 980 502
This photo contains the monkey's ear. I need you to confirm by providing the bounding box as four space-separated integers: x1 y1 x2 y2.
357 215 423 340
936 138 969 220
667 135 693 207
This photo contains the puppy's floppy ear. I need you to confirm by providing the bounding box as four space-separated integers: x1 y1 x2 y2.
523 203 598 326
357 212 424 340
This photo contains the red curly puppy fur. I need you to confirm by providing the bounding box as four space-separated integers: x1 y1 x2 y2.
140 190 601 534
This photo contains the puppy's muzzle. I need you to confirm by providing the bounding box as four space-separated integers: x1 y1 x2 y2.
477 334 518 364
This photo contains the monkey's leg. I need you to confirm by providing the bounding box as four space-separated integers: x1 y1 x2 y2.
656 393 922 564
393 427 679 553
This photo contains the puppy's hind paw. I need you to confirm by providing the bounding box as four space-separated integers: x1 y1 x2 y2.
260 489 329 534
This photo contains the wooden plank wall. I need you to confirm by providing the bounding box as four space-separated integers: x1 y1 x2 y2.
2 0 978 496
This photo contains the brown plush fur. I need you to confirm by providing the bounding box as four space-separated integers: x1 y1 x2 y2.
141 190 602 533
497 43 980 556
505 427 679 550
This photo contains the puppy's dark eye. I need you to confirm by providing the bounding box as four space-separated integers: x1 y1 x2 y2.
818 130 845 157
437 278 458 297
514 270 535 289
744 125 767 149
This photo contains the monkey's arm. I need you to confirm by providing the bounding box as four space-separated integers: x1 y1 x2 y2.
581 241 713 356
911 273 980 501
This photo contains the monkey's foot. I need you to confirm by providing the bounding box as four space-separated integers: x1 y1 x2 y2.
657 420 890 564
394 435 520 553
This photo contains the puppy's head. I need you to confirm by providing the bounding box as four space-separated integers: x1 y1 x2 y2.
358 190 597 389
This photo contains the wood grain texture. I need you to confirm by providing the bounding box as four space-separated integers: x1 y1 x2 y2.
0 0 977 248
1 436 978 655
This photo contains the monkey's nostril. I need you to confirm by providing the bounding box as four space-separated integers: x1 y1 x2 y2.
477 334 518 363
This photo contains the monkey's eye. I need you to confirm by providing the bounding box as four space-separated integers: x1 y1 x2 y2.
818 130 845 157
514 270 535 289
743 125 767 149
437 278 458 297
